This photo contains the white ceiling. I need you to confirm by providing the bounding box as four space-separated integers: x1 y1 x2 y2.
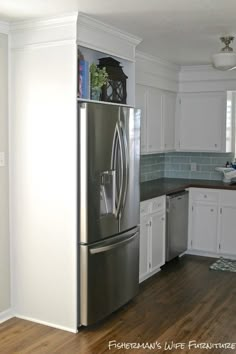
1 0 236 65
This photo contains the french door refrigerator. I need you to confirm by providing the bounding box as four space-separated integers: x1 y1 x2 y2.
78 102 140 326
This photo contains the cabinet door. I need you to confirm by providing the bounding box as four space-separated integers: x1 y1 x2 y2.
136 85 147 153
191 203 218 253
163 92 176 151
219 206 236 255
179 92 226 152
150 212 165 272
146 88 163 153
139 214 150 281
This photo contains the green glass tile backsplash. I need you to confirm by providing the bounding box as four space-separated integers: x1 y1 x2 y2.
140 152 234 182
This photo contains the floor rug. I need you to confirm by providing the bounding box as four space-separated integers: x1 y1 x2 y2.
210 257 236 273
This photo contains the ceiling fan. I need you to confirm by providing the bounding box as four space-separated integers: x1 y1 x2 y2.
212 36 236 70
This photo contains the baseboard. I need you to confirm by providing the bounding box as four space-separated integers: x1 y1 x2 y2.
14 314 78 333
185 250 236 260
0 308 14 323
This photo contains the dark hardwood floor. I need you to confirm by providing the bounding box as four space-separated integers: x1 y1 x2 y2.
1 255 236 354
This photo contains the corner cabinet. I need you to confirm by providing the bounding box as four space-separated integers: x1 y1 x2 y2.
218 191 236 256
139 196 166 283
136 84 176 154
188 188 236 258
177 92 228 152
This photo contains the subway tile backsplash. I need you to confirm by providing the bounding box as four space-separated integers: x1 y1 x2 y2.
140 152 234 182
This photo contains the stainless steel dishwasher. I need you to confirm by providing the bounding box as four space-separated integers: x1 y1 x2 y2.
166 190 189 262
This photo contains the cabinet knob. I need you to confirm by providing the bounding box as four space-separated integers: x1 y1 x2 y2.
161 217 165 221
210 209 214 212
214 143 218 148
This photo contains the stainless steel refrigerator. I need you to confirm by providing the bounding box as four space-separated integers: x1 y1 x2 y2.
78 102 140 326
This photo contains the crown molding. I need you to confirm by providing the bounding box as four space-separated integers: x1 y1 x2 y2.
180 64 214 72
135 51 179 92
10 12 78 49
0 21 9 34
136 50 180 72
77 13 142 47
10 12 78 32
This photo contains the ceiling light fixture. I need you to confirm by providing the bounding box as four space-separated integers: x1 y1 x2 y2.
212 36 236 70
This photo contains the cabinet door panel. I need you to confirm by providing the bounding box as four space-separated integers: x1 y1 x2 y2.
179 92 226 152
163 92 176 151
136 85 147 153
139 215 149 281
146 88 162 153
220 206 236 255
150 212 165 272
191 203 218 252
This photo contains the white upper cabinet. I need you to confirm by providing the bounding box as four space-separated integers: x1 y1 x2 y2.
136 85 147 153
146 88 163 153
177 92 227 152
135 84 176 154
163 91 176 151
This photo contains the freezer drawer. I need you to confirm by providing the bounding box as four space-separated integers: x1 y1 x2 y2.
79 228 139 326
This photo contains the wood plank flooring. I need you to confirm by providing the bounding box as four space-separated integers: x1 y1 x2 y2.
1 255 236 354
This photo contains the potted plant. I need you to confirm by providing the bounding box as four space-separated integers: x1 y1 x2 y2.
90 63 108 101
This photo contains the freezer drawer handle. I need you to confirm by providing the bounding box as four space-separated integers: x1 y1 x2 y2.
89 232 138 255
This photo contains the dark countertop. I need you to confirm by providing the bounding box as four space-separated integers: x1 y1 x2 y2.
140 178 236 201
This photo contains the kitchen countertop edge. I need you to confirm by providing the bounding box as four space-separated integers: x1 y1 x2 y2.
140 178 236 202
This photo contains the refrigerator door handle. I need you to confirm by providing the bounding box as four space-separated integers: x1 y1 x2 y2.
111 123 124 219
116 124 124 218
89 231 138 255
120 121 129 216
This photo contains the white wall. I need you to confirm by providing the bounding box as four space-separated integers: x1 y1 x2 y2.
10 16 78 332
0 33 10 317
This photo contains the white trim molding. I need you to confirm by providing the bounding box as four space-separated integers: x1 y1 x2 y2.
77 13 142 62
0 308 14 324
10 12 78 32
15 314 78 333
0 21 9 34
179 64 236 92
135 51 180 92
10 12 78 49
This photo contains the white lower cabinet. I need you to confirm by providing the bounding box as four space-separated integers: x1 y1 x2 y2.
139 196 166 283
150 212 166 272
139 214 150 280
188 188 236 257
191 202 218 253
219 206 236 255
